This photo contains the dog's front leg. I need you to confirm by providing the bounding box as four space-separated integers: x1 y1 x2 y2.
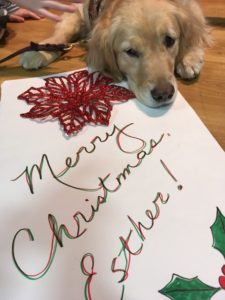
20 10 85 70
176 47 205 79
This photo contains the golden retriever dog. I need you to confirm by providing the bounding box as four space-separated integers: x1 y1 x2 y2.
20 0 210 108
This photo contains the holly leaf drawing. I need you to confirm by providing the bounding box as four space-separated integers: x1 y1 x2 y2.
210 207 225 258
159 274 220 300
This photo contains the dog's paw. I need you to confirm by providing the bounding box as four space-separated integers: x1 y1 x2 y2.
19 51 59 70
176 50 204 79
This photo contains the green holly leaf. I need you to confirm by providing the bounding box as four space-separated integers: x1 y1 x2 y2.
159 274 220 300
210 207 225 258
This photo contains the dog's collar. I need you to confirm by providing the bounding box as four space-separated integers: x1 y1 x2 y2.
88 0 104 25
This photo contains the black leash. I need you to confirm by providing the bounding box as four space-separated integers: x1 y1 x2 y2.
0 0 105 65
0 41 71 64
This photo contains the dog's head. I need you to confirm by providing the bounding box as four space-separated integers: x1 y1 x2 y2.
87 0 209 108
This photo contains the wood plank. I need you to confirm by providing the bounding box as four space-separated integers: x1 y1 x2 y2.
199 0 225 18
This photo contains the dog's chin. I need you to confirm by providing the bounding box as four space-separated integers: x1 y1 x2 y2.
128 81 177 109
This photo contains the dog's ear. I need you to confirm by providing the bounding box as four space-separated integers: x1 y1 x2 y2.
87 20 123 81
175 3 211 59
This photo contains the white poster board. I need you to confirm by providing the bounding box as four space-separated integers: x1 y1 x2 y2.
0 70 225 300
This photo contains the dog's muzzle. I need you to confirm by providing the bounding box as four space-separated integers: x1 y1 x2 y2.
151 83 175 103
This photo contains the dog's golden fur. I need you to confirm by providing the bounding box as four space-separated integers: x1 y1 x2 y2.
20 0 210 107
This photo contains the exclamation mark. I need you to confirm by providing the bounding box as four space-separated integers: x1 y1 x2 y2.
160 159 183 190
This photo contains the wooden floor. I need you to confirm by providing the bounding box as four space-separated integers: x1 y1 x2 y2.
0 0 225 150
178 0 225 150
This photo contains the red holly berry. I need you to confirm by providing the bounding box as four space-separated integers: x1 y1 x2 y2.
219 265 225 289
219 276 225 290
222 265 225 275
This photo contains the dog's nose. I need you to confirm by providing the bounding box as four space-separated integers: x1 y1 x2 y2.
151 83 175 102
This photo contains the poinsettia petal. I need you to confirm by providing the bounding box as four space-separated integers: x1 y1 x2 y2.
18 87 50 104
68 70 89 82
21 102 61 119
68 70 89 94
68 70 89 86
100 84 135 102
45 76 78 98
94 72 113 86
59 110 87 135
83 99 112 125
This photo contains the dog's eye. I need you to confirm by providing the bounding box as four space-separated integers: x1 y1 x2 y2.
125 48 140 58
164 35 176 48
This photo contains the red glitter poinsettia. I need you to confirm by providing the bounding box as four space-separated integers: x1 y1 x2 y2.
18 70 134 135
